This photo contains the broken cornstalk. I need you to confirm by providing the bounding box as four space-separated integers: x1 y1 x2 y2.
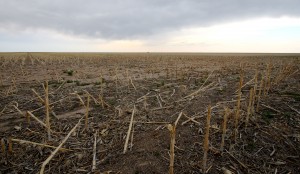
168 112 183 174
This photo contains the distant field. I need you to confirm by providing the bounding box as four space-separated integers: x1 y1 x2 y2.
2 52 300 56
0 52 299 173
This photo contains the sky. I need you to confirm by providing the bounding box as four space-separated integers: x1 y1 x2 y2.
0 0 300 52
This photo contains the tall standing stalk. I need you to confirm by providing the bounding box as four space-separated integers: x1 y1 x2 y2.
126 69 130 91
45 81 51 140
99 74 104 108
251 69 258 114
266 63 272 94
8 137 12 153
167 112 182 174
220 107 229 152
256 75 264 112
263 63 272 96
1 138 6 154
234 68 243 142
246 88 254 127
115 68 118 94
168 124 176 174
85 94 90 130
203 105 211 173
143 96 148 110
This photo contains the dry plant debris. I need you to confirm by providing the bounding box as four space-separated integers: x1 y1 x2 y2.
0 52 299 173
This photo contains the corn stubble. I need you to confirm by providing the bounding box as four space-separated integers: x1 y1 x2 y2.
234 68 243 142
246 88 254 127
45 81 51 140
0 53 298 173
85 94 90 130
220 107 229 152
167 112 182 174
203 105 211 173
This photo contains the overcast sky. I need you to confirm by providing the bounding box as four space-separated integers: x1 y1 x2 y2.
0 0 300 52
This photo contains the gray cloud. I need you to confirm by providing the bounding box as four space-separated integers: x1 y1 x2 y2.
0 0 299 39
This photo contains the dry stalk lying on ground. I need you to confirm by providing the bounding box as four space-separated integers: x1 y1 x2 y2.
11 138 71 151
27 111 51 131
85 90 110 108
12 105 25 117
234 77 254 94
177 71 215 102
123 105 136 154
32 88 58 120
0 53 299 173
92 130 98 171
32 89 45 103
40 117 83 174
75 93 85 106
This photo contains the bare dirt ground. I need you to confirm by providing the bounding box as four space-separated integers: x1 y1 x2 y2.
0 52 299 174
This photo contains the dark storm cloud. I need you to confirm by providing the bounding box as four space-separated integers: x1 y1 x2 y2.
0 0 299 39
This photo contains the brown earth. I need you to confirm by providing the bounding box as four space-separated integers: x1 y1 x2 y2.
0 52 299 174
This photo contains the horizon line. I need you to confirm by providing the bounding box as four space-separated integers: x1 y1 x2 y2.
1 51 300 54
